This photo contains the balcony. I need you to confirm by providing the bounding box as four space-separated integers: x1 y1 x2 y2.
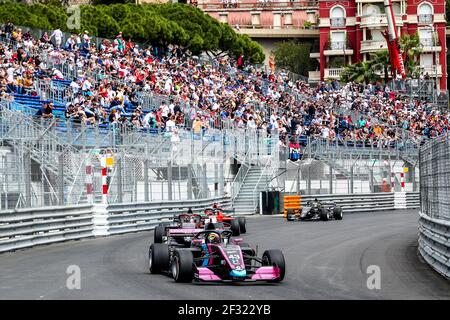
324 68 343 80
359 14 403 28
420 38 442 52
360 40 387 53
420 65 443 77
330 17 346 28
324 41 354 56
308 71 320 83
200 0 320 11
418 14 433 24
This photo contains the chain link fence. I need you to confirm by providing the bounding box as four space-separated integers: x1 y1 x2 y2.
419 134 450 220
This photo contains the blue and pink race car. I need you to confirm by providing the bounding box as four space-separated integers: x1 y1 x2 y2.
148 230 285 283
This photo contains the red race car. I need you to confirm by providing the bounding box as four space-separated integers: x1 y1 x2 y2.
203 205 246 236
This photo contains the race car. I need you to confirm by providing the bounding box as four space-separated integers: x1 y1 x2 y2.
148 230 285 283
204 206 246 236
153 213 205 246
286 199 343 221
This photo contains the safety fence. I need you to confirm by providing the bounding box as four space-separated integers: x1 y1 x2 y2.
281 192 419 214
418 135 450 279
0 197 231 253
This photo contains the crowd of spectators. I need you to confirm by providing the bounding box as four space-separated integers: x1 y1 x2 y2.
0 21 448 147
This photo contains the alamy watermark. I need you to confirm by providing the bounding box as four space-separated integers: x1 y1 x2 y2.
66 265 81 290
66 5 81 31
366 265 381 290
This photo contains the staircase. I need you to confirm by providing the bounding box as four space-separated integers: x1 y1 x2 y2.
233 167 271 215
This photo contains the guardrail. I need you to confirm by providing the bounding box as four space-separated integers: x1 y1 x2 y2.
283 192 419 213
418 212 450 279
0 204 94 253
0 197 231 253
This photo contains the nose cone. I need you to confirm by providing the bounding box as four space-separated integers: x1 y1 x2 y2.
230 269 247 278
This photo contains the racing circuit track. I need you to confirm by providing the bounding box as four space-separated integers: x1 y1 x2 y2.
0 210 449 300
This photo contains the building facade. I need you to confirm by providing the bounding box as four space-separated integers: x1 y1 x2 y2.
199 0 320 64
311 0 447 90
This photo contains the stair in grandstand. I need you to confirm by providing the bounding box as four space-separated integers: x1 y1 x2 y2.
233 166 271 215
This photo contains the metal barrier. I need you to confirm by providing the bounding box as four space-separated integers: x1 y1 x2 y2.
0 204 94 253
0 197 230 253
283 192 420 213
418 212 450 279
418 135 450 279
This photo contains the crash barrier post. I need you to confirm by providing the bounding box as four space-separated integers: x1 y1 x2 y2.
418 135 450 279
283 195 301 218
280 192 419 214
0 197 231 253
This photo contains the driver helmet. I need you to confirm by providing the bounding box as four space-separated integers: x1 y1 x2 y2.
212 203 218 209
207 233 221 244
314 198 318 202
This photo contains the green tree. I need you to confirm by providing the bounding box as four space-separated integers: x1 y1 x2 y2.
399 32 422 78
340 61 380 84
369 50 390 84
273 40 317 76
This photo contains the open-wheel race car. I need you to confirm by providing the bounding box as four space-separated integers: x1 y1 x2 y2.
203 207 246 236
153 213 206 246
286 199 343 221
148 230 285 283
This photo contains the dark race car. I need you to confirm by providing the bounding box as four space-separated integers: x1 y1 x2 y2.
286 199 343 221
148 230 285 283
153 213 206 246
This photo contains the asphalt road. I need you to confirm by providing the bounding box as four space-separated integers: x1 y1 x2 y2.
0 209 449 300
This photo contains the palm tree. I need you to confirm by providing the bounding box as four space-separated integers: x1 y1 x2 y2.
370 50 390 84
340 61 380 84
399 32 422 78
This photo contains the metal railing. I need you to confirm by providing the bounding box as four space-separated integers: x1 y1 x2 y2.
330 17 346 27
284 192 419 213
0 197 231 253
418 134 450 279
418 14 433 24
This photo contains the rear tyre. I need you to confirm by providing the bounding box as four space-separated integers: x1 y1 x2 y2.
262 249 286 282
154 226 164 243
148 243 169 274
319 208 329 221
239 217 247 233
333 207 343 220
230 219 241 236
172 250 194 283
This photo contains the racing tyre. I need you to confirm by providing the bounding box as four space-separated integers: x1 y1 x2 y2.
149 243 169 274
154 225 164 243
231 219 241 236
286 209 295 221
319 208 329 221
333 207 343 220
262 250 286 282
239 217 247 233
172 250 194 283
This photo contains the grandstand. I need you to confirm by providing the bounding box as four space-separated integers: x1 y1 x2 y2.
0 21 443 212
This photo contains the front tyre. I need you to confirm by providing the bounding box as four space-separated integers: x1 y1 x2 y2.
172 250 194 283
333 207 343 220
319 208 329 221
231 219 241 236
149 243 169 274
239 217 247 233
263 249 286 282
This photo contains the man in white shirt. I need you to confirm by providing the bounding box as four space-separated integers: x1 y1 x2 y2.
82 78 92 92
51 28 63 49
165 116 176 132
